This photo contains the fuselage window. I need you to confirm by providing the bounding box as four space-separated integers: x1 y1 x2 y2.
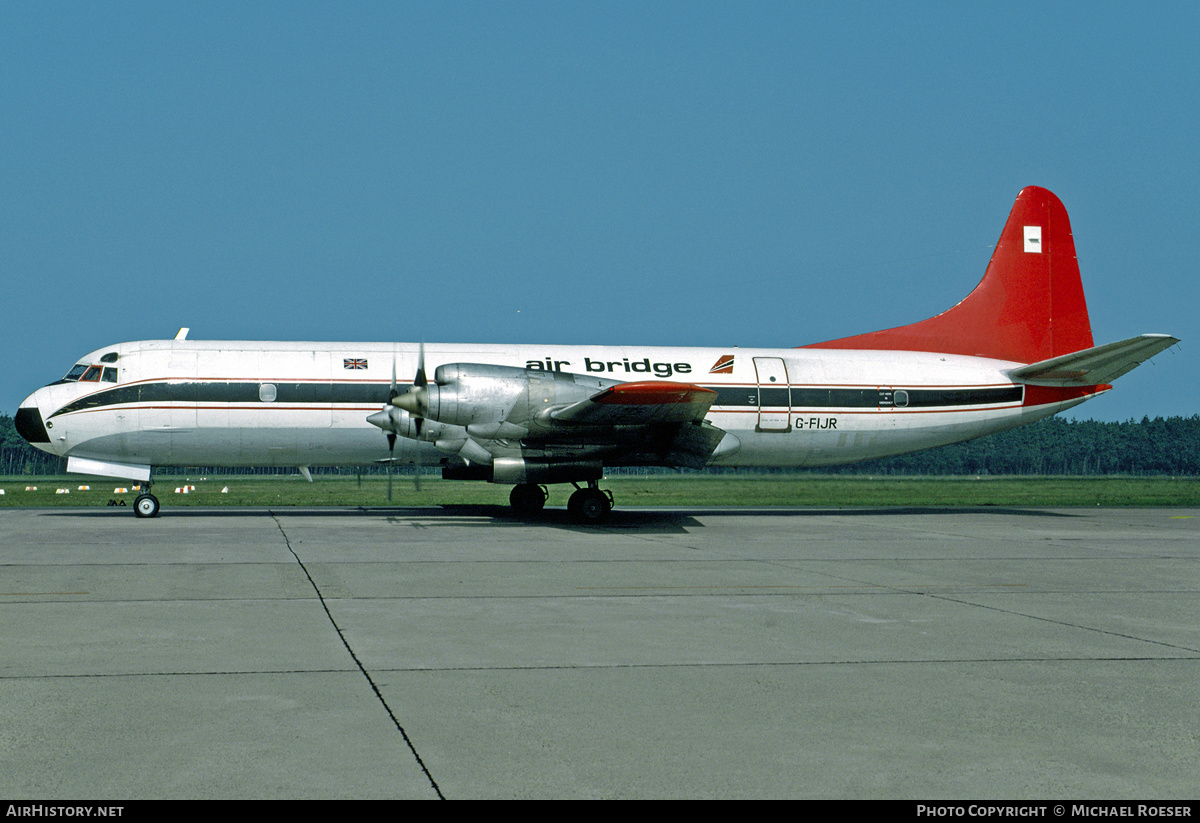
894 390 909 408
80 366 103 382
102 367 118 383
259 383 277 402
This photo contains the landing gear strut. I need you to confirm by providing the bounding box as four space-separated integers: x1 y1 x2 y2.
567 481 613 525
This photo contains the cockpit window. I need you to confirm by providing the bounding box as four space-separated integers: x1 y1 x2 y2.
100 352 119 363
61 362 119 384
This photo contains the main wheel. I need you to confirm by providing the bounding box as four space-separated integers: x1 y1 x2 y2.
509 483 548 516
567 488 612 525
134 493 160 518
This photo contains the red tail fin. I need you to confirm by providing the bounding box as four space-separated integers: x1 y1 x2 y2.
804 187 1094 363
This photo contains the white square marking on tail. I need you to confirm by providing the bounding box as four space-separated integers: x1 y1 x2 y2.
1024 225 1042 253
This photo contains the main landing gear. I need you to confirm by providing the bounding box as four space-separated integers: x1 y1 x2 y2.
507 480 614 524
509 483 548 516
567 483 613 525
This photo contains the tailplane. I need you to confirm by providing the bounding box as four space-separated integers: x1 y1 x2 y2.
1008 334 1178 387
805 186 1095 363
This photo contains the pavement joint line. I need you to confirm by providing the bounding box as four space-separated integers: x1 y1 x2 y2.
738 554 1200 655
919 591 1200 655
269 510 445 799
3 654 1197 682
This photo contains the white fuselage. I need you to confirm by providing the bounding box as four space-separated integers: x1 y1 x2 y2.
23 339 1094 474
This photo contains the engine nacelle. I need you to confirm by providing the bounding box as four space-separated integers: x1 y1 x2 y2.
400 364 615 431
448 455 604 485
405 364 514 427
492 457 604 485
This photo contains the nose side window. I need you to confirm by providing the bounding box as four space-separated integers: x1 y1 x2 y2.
102 367 118 383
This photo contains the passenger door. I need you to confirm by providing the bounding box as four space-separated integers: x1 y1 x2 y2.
753 357 791 432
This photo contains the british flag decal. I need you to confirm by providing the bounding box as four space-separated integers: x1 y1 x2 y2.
343 358 369 370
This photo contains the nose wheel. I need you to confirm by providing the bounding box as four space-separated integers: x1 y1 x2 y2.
134 490 160 518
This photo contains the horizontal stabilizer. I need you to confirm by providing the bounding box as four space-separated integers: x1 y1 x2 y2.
1007 334 1178 387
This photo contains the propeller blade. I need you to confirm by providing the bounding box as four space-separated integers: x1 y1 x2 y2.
390 343 428 429
411 344 425 492
387 432 396 502
415 341 426 388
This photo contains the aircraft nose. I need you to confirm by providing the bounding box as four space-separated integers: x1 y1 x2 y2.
15 398 51 445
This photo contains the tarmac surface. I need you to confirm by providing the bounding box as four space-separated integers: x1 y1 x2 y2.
1 504 1197 799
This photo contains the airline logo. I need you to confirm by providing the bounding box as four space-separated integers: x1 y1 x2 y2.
709 354 735 374
526 356 692 378
1024 225 1042 253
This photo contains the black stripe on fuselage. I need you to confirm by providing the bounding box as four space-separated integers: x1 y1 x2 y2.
47 381 393 418
710 385 1023 409
47 380 1024 419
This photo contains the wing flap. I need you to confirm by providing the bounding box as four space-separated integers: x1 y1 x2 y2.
1008 334 1179 387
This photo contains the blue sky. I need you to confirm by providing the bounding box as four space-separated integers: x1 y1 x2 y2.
3 2 1195 421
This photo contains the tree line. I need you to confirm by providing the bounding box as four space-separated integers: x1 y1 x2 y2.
827 415 1200 476
2 412 1199 477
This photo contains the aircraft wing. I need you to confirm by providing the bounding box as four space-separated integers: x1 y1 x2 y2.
1007 334 1179 387
548 381 718 425
536 381 727 469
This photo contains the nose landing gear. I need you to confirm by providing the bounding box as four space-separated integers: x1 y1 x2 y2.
134 487 160 518
132 478 160 518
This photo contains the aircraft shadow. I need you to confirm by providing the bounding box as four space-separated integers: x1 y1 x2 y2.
32 504 1080 536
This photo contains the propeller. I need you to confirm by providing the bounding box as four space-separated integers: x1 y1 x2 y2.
391 342 428 428
366 345 428 499
386 435 395 502
402 343 426 490
386 361 398 501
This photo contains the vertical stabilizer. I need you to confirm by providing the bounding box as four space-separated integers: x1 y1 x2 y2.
804 187 1094 363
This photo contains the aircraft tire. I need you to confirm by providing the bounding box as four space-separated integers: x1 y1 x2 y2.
509 483 548 516
134 493 160 518
568 488 612 525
